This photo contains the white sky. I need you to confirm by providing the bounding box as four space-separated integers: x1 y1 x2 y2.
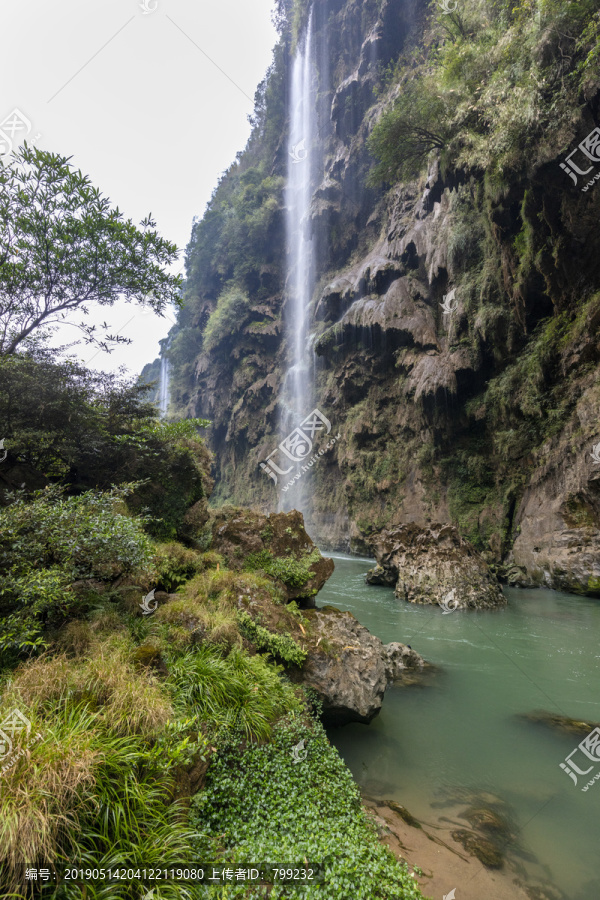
1 0 278 375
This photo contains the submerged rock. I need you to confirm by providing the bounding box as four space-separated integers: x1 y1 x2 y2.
518 710 600 737
451 829 504 869
368 522 506 609
294 605 425 725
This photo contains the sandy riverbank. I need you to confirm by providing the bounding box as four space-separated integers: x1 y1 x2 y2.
362 795 556 900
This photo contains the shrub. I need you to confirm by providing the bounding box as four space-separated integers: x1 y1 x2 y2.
237 610 307 667
244 548 322 588
0 485 153 581
0 487 154 664
203 286 250 353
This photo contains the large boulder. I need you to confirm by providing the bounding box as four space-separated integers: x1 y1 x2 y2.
295 605 425 725
209 506 334 606
367 523 506 609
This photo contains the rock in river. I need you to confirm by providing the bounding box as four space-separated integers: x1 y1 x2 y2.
294 605 425 725
366 522 506 609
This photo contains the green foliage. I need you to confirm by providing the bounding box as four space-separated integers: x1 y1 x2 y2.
0 353 211 541
0 701 196 899
203 285 251 353
0 145 181 357
0 485 152 581
244 548 321 588
139 417 211 442
368 77 456 183
0 485 152 663
237 610 307 666
0 567 72 659
368 0 599 183
153 541 206 592
484 312 574 458
189 714 425 899
166 645 300 741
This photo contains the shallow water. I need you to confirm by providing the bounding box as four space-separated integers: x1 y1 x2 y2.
320 554 600 900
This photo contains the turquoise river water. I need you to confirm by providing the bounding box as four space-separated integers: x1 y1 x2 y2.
319 554 600 900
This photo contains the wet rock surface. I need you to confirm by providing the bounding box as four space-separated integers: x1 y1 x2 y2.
294 605 425 725
367 522 506 609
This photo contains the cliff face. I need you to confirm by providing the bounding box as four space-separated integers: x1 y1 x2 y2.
160 0 600 594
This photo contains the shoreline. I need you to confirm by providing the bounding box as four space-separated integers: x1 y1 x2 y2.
362 794 544 900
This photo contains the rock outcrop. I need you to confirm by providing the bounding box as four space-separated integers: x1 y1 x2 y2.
508 414 600 595
209 506 334 605
295 605 425 725
367 523 506 609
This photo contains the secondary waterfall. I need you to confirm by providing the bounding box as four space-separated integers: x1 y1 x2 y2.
279 9 318 514
283 9 317 422
158 356 170 418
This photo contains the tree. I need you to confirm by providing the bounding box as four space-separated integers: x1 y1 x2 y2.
0 145 182 356
0 351 211 539
368 78 457 184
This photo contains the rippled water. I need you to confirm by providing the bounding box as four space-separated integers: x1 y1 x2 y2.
320 554 600 900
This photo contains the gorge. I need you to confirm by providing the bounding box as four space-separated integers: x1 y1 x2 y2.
1 0 598 898
138 0 600 895
147 0 600 601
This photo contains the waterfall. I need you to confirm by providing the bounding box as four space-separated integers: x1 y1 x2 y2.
283 8 317 421
158 357 170 418
278 9 318 516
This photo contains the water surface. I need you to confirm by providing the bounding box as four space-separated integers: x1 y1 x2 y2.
320 554 600 899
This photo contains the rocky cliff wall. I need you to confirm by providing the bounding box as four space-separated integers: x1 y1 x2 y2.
152 0 600 595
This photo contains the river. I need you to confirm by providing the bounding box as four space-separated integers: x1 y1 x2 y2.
320 554 600 900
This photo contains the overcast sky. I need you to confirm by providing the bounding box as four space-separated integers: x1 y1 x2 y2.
1 0 278 376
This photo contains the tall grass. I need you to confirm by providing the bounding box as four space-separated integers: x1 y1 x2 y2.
166 645 300 741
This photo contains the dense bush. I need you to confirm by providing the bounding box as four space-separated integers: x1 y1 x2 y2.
368 0 600 183
0 486 153 661
203 285 251 354
244 549 322 588
0 353 212 540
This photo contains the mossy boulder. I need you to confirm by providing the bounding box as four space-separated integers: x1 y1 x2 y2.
209 507 334 605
